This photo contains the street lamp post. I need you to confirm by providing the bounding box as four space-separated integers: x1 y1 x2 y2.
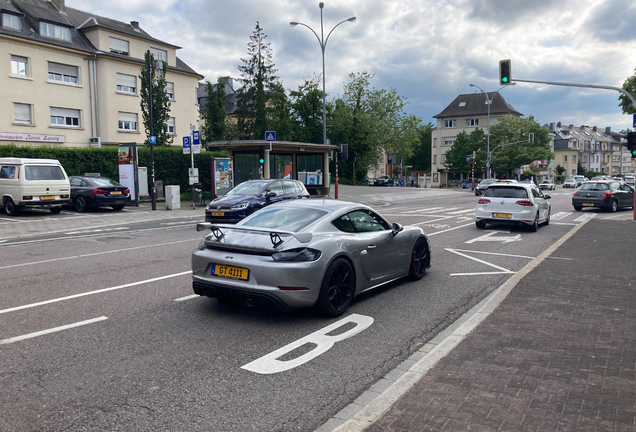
469 83 515 179
291 3 355 199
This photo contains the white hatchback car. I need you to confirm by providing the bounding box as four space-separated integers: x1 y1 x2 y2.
475 183 551 232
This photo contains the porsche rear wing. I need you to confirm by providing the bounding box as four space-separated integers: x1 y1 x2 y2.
197 222 312 247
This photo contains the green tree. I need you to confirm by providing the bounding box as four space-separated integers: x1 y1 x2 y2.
139 52 172 147
618 68 636 115
235 22 279 140
201 78 227 142
555 164 566 175
443 128 488 175
268 82 293 141
488 116 553 175
289 76 324 144
405 123 433 172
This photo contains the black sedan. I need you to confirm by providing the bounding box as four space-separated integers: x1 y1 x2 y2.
474 179 496 196
374 175 394 186
205 179 310 223
572 180 634 212
68 176 131 212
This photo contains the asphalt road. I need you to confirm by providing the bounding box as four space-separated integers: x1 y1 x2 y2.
0 185 632 431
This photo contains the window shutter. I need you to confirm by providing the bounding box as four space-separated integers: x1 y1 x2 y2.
167 117 175 128
118 112 138 122
14 103 31 122
116 73 136 87
109 37 129 53
165 82 174 93
48 62 78 76
51 107 79 117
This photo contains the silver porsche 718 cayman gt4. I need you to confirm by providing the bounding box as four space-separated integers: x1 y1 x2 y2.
192 199 431 316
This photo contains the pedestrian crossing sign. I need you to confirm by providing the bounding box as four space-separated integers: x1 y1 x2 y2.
265 131 276 142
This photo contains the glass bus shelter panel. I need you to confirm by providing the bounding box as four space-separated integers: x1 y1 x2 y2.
297 153 324 186
269 154 293 179
234 153 261 186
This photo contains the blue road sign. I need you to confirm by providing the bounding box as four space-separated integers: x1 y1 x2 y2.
150 136 157 145
466 155 471 161
633 113 636 128
265 131 276 141
193 131 200 145
183 136 190 148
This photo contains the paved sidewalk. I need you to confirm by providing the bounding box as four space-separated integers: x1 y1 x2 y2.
336 218 636 431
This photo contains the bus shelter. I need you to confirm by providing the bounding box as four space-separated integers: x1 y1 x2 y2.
205 140 337 197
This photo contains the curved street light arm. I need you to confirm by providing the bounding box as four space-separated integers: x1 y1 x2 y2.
324 18 355 50
291 22 324 49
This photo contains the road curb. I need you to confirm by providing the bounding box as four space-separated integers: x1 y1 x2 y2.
321 215 596 432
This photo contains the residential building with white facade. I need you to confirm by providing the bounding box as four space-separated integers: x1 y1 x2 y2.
1 0 203 148
431 92 522 187
548 122 633 176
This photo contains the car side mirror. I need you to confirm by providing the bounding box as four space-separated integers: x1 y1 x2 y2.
391 222 403 236
266 191 277 200
544 195 551 199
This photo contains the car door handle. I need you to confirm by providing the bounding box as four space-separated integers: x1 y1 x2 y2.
367 245 376 249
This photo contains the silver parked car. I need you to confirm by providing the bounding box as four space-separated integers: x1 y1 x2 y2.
475 183 551 232
563 177 577 188
192 200 431 316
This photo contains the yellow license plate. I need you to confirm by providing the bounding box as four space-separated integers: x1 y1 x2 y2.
41 196 55 200
582 203 594 206
211 212 224 216
492 213 512 218
212 264 248 280
111 191 122 195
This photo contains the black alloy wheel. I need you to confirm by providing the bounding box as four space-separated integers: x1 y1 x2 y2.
112 205 125 211
4 199 17 216
75 196 87 212
408 238 429 280
317 258 355 316
529 213 539 232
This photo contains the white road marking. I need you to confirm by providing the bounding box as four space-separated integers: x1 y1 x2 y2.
0 316 108 345
402 207 444 214
174 294 199 302
449 248 534 259
446 209 474 215
413 216 455 225
0 238 201 270
553 222 576 226
427 222 474 236
574 213 595 222
599 213 628 220
160 221 196 226
465 231 521 244
64 227 129 235
0 217 21 222
550 212 572 221
241 314 374 374
446 248 515 276
0 271 192 315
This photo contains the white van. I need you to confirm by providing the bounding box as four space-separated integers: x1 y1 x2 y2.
0 158 71 216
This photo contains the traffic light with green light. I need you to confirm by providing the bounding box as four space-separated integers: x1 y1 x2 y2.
499 59 511 85
259 146 265 164
627 132 636 159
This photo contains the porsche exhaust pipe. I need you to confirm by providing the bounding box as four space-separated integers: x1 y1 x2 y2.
245 298 256 308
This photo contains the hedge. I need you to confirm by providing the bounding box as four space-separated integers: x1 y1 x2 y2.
0 145 227 193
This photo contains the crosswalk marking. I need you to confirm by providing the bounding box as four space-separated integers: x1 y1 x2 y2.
402 207 444 214
446 209 475 215
550 212 572 221
574 213 595 222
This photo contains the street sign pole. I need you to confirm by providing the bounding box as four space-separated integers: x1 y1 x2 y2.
190 124 195 170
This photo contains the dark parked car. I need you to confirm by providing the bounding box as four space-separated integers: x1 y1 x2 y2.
68 176 131 212
374 175 394 186
474 179 496 196
205 179 310 223
572 180 634 212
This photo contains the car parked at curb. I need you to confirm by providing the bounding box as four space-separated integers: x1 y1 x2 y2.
475 183 551 232
204 179 310 224
624 174 635 186
572 180 634 212
67 176 131 212
563 177 577 188
193 200 431 316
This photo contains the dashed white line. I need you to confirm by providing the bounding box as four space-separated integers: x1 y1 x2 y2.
64 227 129 235
0 316 108 345
446 209 474 215
550 212 572 221
175 294 200 302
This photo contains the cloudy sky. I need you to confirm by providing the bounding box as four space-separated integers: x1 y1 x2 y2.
67 0 636 132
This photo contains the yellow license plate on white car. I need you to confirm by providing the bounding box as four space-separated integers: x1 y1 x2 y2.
41 196 55 200
492 213 512 218
211 264 249 280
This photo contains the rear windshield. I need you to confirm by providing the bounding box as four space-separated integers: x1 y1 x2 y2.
483 187 529 198
241 207 327 232
91 178 120 187
579 183 609 191
25 165 65 181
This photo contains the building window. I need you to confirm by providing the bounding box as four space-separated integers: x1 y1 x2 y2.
50 107 80 127
612 166 618 173
572 169 576 175
118 112 138 131
444 119 456 128
596 155 599 163
109 37 129 56
165 117 175 134
48 62 78 84
116 73 136 94
572 156 576 163
150 48 167 62
433 138 437 147
2 13 20 30
612 155 620 162
466 118 479 127
433 155 437 164
581 156 587 163
444 139 455 146
458 101 466 107
10 55 28 77
165 82 174 100
441 154 446 163
13 103 32 125
39 22 71 41
563 156 567 162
